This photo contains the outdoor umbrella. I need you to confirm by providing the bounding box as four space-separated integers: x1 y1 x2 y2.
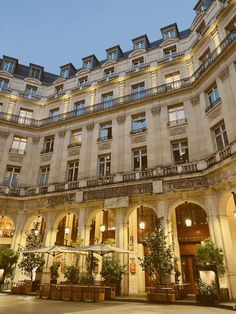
21 244 83 256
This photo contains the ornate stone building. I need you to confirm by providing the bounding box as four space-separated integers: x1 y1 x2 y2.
0 0 236 298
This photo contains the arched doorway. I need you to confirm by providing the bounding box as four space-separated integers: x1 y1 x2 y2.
173 202 210 294
55 213 79 246
0 215 15 248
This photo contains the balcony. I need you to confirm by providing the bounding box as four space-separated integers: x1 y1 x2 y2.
205 97 222 113
9 148 26 155
0 32 235 129
130 127 147 135
157 52 185 65
167 118 187 127
97 135 112 142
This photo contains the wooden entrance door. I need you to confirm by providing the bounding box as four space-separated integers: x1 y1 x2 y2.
180 255 197 294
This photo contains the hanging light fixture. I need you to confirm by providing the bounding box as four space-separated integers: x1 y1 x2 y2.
64 213 70 235
139 206 145 230
185 218 192 227
100 224 105 233
34 215 40 236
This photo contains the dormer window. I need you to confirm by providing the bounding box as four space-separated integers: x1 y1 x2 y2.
29 68 41 80
0 78 9 88
2 60 15 73
163 29 176 39
104 67 114 78
195 1 206 14
61 68 70 78
79 76 88 87
132 57 144 69
55 84 63 94
134 41 145 50
84 60 92 69
108 51 117 60
25 84 37 96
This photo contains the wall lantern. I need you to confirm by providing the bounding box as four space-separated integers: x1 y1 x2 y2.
139 221 145 230
100 224 105 233
64 226 70 235
185 218 192 227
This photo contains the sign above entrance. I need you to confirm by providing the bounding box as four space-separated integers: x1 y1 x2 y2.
104 196 129 209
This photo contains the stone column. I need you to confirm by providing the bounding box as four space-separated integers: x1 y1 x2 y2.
7 97 17 115
186 57 194 77
63 96 70 113
118 80 125 97
150 70 158 88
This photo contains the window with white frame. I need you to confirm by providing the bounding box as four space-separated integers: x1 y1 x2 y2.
199 48 211 65
2 61 15 73
30 68 41 80
163 29 176 39
39 166 50 186
108 51 117 60
67 161 79 182
168 104 185 125
213 122 229 151
11 136 27 154
61 68 69 78
18 108 33 124
133 147 147 171
79 76 88 87
3 166 21 187
42 136 54 153
163 46 177 57
99 122 112 140
165 72 180 84
171 140 189 164
49 108 59 117
84 60 92 69
207 84 221 108
55 84 63 94
70 129 82 145
102 92 113 108
98 154 111 176
131 82 145 99
132 57 144 69
131 113 147 133
104 67 114 78
134 41 145 50
0 78 9 88
74 100 85 116
25 84 37 95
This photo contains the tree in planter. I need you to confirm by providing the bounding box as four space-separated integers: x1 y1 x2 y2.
18 229 45 283
64 265 80 284
100 258 124 295
138 216 175 285
49 261 60 284
0 248 19 287
195 239 225 279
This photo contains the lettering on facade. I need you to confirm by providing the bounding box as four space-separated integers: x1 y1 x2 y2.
167 177 208 190
104 196 129 208
153 180 163 194
47 194 75 207
84 183 152 201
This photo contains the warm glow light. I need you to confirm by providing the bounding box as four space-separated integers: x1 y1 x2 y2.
34 229 40 236
64 226 70 235
233 211 236 219
185 219 192 227
139 222 145 230
100 224 105 233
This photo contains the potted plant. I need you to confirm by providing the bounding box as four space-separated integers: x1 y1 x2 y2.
100 258 124 296
50 261 60 284
0 248 19 291
196 279 219 304
64 265 80 284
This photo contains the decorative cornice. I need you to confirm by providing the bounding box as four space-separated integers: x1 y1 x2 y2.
191 95 200 106
117 115 126 124
0 131 10 139
219 67 229 82
32 136 40 143
58 130 66 137
86 122 94 131
151 106 161 115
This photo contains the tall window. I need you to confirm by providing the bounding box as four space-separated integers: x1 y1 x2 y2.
70 129 82 145
74 100 85 116
207 84 221 108
168 104 185 125
42 136 54 153
132 57 144 69
199 48 211 65
55 84 63 94
30 68 41 80
131 82 145 99
165 72 180 84
131 113 147 133
0 78 9 88
104 67 114 78
61 68 69 78
49 108 59 117
18 108 33 124
67 161 79 182
11 136 27 154
171 140 189 164
99 122 112 140
133 148 147 171
25 84 37 96
2 61 15 73
3 166 21 187
102 92 113 108
79 76 88 87
98 154 111 176
213 122 229 151
39 166 50 186
163 46 177 57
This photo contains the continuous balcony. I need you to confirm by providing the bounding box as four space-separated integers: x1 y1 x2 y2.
0 141 235 198
0 32 235 129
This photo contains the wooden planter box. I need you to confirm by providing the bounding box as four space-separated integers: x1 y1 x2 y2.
196 294 219 305
71 286 83 301
60 285 72 301
150 292 175 303
41 284 51 299
49 285 61 300
105 286 115 300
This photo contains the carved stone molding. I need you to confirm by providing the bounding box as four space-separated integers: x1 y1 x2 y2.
40 153 52 163
169 126 186 136
86 122 94 131
0 131 10 139
9 155 24 163
67 148 80 156
131 133 147 144
98 141 111 151
151 106 161 115
191 95 200 106
117 115 126 124
58 130 66 138
32 136 40 143
219 67 229 82
207 106 222 121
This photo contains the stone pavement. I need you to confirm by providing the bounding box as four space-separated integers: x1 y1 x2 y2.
0 294 234 314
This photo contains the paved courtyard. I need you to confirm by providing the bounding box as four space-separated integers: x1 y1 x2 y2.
0 294 233 314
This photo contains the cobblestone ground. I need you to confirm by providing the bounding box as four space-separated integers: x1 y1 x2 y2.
0 294 232 314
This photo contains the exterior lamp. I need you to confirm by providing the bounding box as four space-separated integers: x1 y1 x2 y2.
34 229 40 236
233 211 236 219
64 226 70 235
100 224 105 233
139 221 145 230
185 218 192 227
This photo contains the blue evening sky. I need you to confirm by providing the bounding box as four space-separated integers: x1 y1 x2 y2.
1 0 196 74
